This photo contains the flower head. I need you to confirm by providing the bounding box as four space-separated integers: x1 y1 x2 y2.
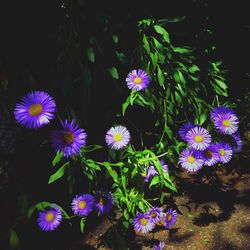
163 208 177 229
178 122 195 141
14 91 56 128
231 132 242 153
203 144 219 166
126 69 150 91
71 194 95 216
215 142 233 163
133 213 155 233
179 148 204 172
51 120 87 158
153 241 165 250
38 206 62 231
146 207 163 224
144 160 168 183
105 125 130 150
210 106 235 121
186 126 211 150
95 192 114 214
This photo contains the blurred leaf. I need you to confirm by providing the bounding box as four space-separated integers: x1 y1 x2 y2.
108 67 119 79
81 145 103 153
112 34 119 44
154 25 170 43
48 162 69 184
27 201 52 219
52 152 63 167
9 230 20 249
157 66 164 86
80 217 86 233
149 175 160 188
86 47 95 63
143 35 150 54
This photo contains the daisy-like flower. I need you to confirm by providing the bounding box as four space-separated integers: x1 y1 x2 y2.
179 148 204 172
95 192 114 214
210 106 235 121
144 160 168 183
105 125 130 150
186 126 211 150
71 194 95 216
163 208 177 229
146 207 163 224
51 119 87 158
215 142 233 163
153 241 165 250
203 144 219 166
37 207 62 231
231 132 242 153
178 122 195 141
125 69 150 91
133 213 155 233
213 113 238 135
14 91 56 128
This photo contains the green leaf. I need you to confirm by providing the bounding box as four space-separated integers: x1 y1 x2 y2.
108 67 119 79
154 25 170 43
189 65 200 73
143 35 150 54
112 34 119 44
81 144 103 153
80 217 86 233
102 162 119 183
149 175 160 188
165 125 173 140
149 52 158 70
173 46 192 54
52 152 63 167
214 79 228 90
9 230 20 249
157 66 164 86
48 162 69 184
86 47 95 63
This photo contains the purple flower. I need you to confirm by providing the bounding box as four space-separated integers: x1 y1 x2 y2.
95 192 114 214
37 207 62 231
126 69 150 91
133 213 155 233
210 106 235 121
178 122 195 141
163 208 177 229
146 207 163 224
203 144 219 166
71 194 95 216
153 241 165 250
215 142 233 163
14 91 56 128
105 125 130 150
144 160 168 183
179 148 204 172
51 119 87 158
231 132 242 153
186 126 211 150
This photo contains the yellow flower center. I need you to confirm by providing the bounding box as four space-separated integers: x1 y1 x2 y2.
45 212 54 222
113 134 122 142
150 211 156 218
222 119 231 127
187 156 195 163
78 201 86 209
219 149 225 156
99 198 103 206
28 104 43 116
167 214 172 221
140 218 148 226
205 150 213 158
64 131 75 144
194 135 203 142
134 77 142 84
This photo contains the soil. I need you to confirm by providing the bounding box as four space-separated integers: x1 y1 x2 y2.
81 151 250 250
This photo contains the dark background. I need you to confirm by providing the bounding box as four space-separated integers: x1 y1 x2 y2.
0 0 250 249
